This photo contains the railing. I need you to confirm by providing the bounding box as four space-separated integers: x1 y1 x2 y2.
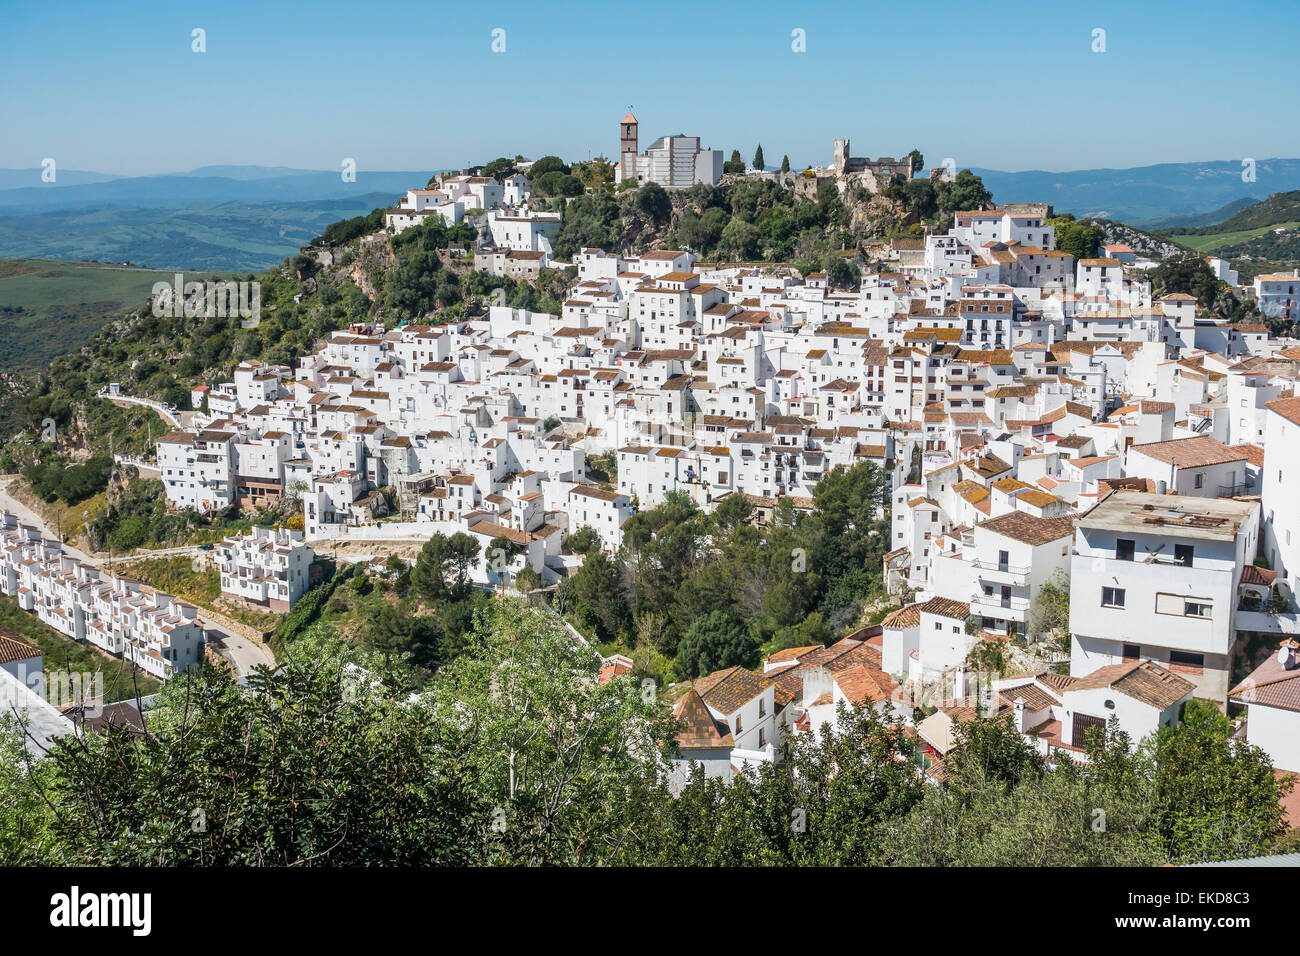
971 557 1031 575
971 593 1031 612
1218 482 1251 497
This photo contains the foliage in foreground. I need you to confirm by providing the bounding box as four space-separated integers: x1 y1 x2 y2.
0 600 1290 866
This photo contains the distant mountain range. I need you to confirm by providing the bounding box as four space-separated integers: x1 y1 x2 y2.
0 166 433 211
0 165 442 271
0 194 400 273
975 158 1300 227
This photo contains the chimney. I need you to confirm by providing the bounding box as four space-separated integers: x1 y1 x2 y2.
953 663 968 702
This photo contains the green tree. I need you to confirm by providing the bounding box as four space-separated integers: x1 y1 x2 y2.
574 156 615 190
753 144 765 171
711 494 754 532
487 535 520 584
529 155 568 177
631 182 672 225
553 190 622 259
482 157 517 178
1032 567 1071 647
824 255 860 289
1051 215 1104 260
514 566 542 594
1149 701 1292 863
0 629 488 865
719 218 759 260
426 599 674 864
1150 253 1222 309
936 169 993 219
411 532 480 603
675 608 757 678
780 155 791 174
945 713 1045 789
564 548 629 642
567 525 600 555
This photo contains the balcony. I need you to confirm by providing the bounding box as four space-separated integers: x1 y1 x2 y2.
1217 482 1252 498
1235 610 1300 636
971 557 1030 575
971 592 1031 621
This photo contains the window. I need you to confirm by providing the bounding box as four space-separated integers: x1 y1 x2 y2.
1116 538 1135 562
1184 600 1212 618
1174 544 1194 567
1193 473 1204 489
1169 650 1205 673
734 715 742 733
1122 643 1141 661
1102 586 1126 608
758 728 766 747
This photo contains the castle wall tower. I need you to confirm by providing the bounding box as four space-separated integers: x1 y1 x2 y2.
620 112 639 183
832 138 850 176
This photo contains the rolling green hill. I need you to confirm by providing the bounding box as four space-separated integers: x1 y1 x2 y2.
1141 197 1257 232
1166 192 1300 261
1169 221 1300 254
1188 190 1300 234
0 258 207 370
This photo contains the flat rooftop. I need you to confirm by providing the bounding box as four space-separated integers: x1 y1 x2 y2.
1077 489 1257 542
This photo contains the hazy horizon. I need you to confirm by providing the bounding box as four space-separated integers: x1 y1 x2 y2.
4 0 1298 178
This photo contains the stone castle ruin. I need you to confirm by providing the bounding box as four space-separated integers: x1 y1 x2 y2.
794 138 918 200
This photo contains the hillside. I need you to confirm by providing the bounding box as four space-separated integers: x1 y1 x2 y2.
0 258 203 371
0 165 1155 436
1140 197 1257 232
1164 191 1300 262
1090 220 1189 260
1177 190 1300 235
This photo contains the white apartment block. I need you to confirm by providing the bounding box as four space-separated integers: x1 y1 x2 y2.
1068 490 1260 705
487 210 562 254
566 484 634 554
1253 270 1299 319
0 513 204 681
157 428 236 512
218 527 316 612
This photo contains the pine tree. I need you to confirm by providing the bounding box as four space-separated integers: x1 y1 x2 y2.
753 144 765 170
781 154 790 173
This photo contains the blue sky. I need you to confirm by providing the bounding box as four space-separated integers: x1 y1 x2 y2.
2 0 1297 177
